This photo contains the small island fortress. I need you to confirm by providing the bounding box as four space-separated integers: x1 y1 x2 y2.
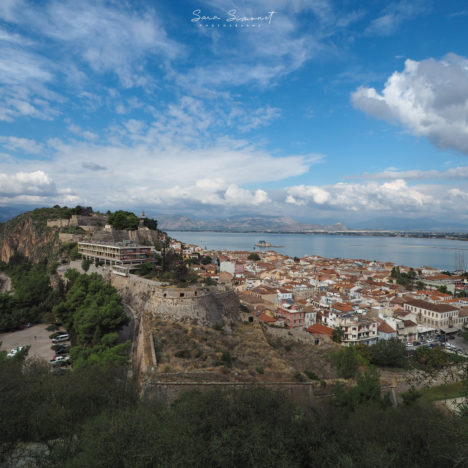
255 240 271 247
255 240 284 248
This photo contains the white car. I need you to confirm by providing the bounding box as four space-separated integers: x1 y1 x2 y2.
7 346 24 357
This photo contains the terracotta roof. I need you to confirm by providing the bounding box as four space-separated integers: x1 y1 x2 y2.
403 320 417 327
306 323 333 337
257 313 276 323
404 299 458 313
378 322 396 334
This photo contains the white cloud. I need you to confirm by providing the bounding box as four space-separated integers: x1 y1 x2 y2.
285 179 435 213
236 105 281 132
1 0 182 88
364 1 429 36
352 54 468 155
0 170 55 196
349 166 468 180
0 136 43 154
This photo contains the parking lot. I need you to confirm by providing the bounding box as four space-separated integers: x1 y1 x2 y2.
0 324 56 361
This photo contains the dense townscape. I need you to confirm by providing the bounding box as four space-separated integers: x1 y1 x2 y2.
166 239 468 349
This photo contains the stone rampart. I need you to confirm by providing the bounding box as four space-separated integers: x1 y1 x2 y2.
109 274 240 327
142 381 318 406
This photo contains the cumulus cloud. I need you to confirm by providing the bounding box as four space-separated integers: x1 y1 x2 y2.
352 54 468 155
0 170 55 197
285 179 435 213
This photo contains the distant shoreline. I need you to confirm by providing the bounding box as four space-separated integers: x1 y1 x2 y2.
165 229 468 241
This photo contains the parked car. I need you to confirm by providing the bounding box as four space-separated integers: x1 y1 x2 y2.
7 346 24 357
51 359 70 367
50 355 70 362
448 335 456 340
52 334 69 343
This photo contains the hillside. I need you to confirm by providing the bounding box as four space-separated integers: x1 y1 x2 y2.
0 209 61 264
0 207 164 264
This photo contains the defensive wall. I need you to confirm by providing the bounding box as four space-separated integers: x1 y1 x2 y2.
109 273 240 328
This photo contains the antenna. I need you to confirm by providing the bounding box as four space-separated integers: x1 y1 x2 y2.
455 250 465 272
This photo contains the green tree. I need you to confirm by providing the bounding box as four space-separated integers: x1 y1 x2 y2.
107 210 139 230
331 346 359 379
332 326 345 343
201 255 212 265
81 258 92 272
247 253 260 261
370 338 407 367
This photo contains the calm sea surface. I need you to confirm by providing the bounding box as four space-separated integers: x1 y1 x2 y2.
167 231 468 271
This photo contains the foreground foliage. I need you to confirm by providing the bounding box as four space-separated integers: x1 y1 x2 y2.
0 354 466 468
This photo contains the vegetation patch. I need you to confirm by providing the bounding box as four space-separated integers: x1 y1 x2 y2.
419 382 467 403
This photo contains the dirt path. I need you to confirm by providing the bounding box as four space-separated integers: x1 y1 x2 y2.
0 272 12 293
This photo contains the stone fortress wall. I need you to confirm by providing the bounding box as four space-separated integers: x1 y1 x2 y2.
109 273 240 328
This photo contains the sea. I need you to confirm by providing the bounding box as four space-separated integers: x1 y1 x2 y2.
166 231 468 272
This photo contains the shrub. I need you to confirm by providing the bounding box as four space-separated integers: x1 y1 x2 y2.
370 338 407 368
294 371 306 382
175 349 191 359
331 347 359 379
304 370 319 380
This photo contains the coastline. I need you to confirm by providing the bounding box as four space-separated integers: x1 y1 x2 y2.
165 229 468 241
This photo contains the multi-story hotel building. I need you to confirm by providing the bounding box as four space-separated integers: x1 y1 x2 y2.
78 241 152 265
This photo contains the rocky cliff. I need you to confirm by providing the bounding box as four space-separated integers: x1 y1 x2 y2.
0 212 60 264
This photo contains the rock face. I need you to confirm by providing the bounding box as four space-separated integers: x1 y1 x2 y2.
109 273 241 327
0 214 59 264
90 227 162 245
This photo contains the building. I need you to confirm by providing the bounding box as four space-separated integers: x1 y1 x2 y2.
337 315 379 346
78 241 152 265
377 322 397 341
403 299 462 332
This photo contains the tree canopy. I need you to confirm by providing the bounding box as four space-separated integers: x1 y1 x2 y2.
107 210 140 230
51 270 130 368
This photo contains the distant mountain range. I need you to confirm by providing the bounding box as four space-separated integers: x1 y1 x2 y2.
155 214 348 232
156 214 468 233
1 206 467 233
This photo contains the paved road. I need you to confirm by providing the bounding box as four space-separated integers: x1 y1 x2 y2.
449 335 468 354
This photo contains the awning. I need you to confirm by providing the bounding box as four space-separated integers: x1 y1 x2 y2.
440 327 459 334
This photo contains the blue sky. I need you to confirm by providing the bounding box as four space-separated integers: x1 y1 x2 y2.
0 0 468 224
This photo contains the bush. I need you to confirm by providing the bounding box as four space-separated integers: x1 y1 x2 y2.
81 258 92 272
294 371 306 382
370 338 407 367
304 370 319 380
175 349 191 359
331 347 359 379
221 350 233 368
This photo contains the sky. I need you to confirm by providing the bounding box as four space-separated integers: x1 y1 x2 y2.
0 0 468 225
